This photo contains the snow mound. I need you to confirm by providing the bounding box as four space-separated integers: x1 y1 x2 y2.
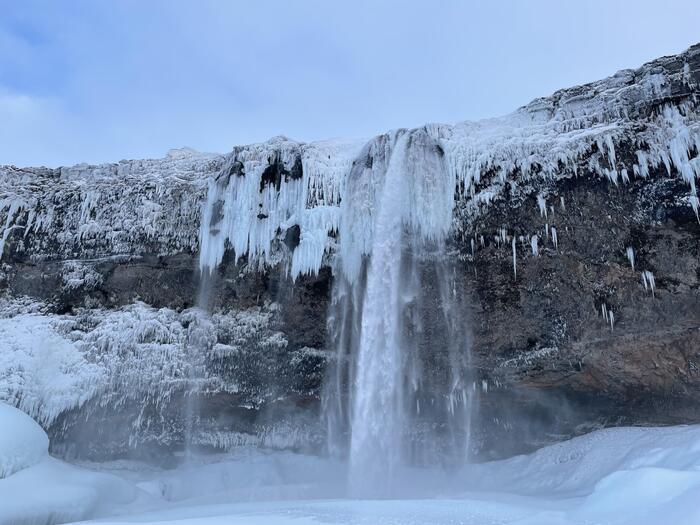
0 403 48 479
0 457 136 525
467 424 700 497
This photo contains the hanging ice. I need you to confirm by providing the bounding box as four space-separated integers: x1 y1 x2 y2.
530 234 539 256
642 270 656 297
537 194 547 218
626 247 635 271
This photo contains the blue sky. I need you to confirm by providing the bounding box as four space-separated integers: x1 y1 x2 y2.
1 0 698 167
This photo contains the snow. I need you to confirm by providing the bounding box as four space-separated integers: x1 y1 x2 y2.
0 456 136 525
0 39 697 525
0 403 48 479
0 424 693 525
0 404 135 524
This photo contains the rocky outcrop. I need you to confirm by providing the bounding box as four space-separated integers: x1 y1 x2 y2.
0 44 698 460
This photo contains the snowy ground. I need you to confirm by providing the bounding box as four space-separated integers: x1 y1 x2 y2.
2 402 700 525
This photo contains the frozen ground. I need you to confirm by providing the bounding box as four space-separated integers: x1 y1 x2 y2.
2 403 700 525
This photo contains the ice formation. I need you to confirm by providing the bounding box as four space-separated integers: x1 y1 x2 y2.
530 234 539 256
642 270 656 296
171 44 700 282
626 246 635 270
0 301 297 447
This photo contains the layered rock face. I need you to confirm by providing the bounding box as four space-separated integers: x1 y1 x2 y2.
0 44 698 461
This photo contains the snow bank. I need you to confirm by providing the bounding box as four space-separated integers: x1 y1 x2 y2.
0 405 135 525
463 425 700 525
0 403 48 479
466 424 700 497
0 457 136 525
0 424 696 524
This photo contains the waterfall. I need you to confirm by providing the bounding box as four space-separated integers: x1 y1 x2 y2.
195 130 475 491
325 129 474 497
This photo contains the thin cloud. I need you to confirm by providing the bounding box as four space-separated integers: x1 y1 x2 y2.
1 0 699 167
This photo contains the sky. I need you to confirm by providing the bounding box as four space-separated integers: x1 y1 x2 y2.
1 1 698 167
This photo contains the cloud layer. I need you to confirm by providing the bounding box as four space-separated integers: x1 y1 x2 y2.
2 0 698 167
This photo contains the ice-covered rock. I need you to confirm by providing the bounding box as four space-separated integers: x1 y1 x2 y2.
0 43 697 460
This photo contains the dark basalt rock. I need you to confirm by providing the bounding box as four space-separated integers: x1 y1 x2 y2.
260 152 304 192
283 224 301 251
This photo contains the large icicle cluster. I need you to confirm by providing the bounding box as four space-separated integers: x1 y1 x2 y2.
198 136 363 278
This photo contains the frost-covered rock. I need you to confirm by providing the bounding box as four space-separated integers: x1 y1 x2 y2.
0 300 327 458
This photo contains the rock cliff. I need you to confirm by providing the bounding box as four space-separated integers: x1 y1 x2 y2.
0 44 698 460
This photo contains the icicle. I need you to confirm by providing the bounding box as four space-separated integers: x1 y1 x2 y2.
537 194 547 218
690 195 699 222
621 168 630 184
560 196 566 211
642 270 656 297
481 380 488 393
530 234 539 256
470 238 475 256
479 235 485 248
500 228 507 244
545 223 549 240
609 310 615 330
601 303 608 319
551 227 558 250
512 237 517 279
626 246 635 271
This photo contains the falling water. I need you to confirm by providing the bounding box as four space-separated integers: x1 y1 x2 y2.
184 178 224 460
324 129 474 497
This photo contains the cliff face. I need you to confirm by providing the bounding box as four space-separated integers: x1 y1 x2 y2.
0 45 698 461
